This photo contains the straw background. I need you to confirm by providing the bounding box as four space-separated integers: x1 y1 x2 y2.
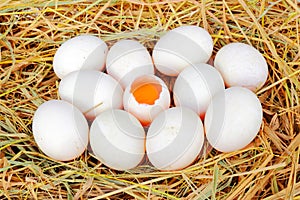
0 0 299 199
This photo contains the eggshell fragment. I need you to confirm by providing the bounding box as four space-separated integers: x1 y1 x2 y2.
173 63 225 119
53 35 108 79
152 25 213 76
32 100 89 161
123 74 170 126
146 107 204 171
58 70 123 120
106 39 154 88
214 42 268 91
90 109 145 170
204 87 263 152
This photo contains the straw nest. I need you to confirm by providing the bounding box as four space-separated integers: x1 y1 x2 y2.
0 0 299 199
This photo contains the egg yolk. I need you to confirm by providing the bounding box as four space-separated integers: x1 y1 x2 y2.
133 83 160 105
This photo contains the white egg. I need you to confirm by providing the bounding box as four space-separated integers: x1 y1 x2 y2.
173 63 225 119
214 42 268 91
90 109 145 170
123 74 170 126
204 87 263 152
146 107 204 171
152 25 213 76
58 70 123 120
106 39 154 88
32 100 89 161
53 35 108 79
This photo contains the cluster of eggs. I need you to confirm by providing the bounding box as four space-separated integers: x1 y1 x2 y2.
32 25 268 171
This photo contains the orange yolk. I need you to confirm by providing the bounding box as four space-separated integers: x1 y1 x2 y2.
133 83 160 105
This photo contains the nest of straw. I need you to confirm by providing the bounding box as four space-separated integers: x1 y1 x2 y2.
0 0 299 199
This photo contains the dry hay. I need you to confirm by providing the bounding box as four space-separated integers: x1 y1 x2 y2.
0 0 299 199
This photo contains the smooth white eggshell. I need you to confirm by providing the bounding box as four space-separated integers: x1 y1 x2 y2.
58 70 123 120
214 42 268 91
106 39 154 88
123 75 170 126
204 87 263 152
146 107 204 171
152 25 213 76
90 109 145 170
32 100 89 161
53 35 108 79
173 63 225 119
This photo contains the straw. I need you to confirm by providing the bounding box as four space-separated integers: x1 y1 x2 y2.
0 0 299 199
